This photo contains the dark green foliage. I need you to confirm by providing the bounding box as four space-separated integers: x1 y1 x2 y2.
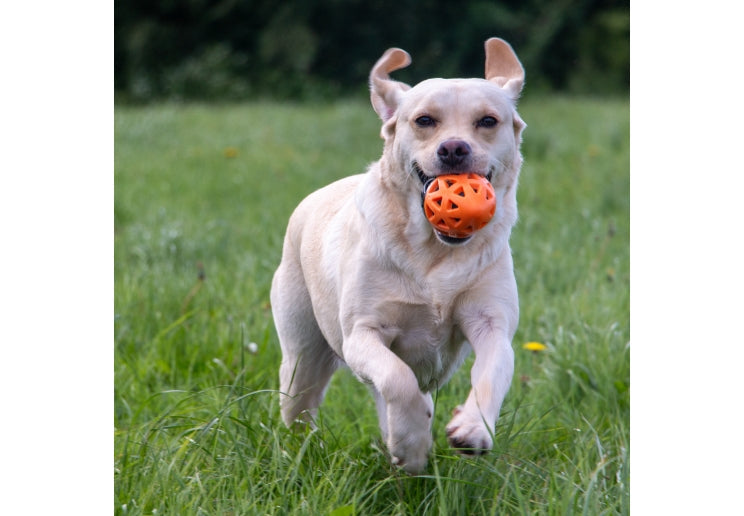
115 0 629 102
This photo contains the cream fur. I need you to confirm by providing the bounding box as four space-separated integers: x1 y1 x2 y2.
271 37 526 474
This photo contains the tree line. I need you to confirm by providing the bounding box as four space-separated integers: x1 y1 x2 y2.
115 0 629 102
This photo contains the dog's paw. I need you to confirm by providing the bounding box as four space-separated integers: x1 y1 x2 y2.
445 405 493 455
386 395 433 474
388 430 431 474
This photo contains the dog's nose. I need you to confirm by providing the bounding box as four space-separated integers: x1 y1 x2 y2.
437 139 471 168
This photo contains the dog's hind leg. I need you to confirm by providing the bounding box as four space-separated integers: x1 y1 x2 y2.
272 257 337 428
278 341 337 427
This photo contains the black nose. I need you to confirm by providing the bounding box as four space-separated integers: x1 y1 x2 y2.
437 139 471 168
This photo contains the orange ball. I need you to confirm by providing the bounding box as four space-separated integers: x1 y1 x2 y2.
423 173 496 238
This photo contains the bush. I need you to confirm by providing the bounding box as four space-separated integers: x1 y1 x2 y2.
115 0 629 102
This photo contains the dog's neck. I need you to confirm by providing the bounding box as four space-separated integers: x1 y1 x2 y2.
374 154 416 207
355 158 510 280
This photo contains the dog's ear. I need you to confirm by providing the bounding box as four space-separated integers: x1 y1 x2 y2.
513 111 527 144
484 38 524 99
370 48 412 122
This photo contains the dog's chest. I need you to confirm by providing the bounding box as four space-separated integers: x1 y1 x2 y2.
380 300 468 392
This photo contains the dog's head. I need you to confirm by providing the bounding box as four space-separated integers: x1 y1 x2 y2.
369 38 526 245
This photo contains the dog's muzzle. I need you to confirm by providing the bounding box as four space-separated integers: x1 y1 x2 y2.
415 163 436 203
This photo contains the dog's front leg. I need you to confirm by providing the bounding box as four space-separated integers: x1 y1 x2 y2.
344 325 433 474
447 274 518 454
445 328 514 453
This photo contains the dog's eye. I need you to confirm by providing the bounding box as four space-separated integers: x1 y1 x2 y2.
476 116 498 128
415 116 436 128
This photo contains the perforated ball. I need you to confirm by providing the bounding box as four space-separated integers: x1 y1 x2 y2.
423 173 496 238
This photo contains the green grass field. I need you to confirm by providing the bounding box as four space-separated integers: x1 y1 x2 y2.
114 95 629 515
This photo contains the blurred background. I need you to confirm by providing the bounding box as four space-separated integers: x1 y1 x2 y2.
114 0 629 103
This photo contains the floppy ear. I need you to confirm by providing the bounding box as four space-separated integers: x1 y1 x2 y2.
370 48 412 122
484 38 525 98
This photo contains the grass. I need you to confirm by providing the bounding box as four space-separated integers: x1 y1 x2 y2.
115 95 629 515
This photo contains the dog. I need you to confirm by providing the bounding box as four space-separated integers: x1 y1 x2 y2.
270 37 526 474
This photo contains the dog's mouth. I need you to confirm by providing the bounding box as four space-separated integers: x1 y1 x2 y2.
413 161 432 186
412 161 493 185
413 161 492 246
435 233 473 245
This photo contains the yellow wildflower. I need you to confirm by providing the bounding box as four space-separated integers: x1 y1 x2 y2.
523 342 547 352
223 146 239 158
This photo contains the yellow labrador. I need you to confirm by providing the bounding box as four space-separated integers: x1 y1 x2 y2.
271 37 526 474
